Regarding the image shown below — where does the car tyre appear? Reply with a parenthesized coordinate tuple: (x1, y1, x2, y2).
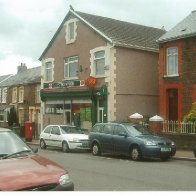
(92, 143, 101, 156)
(130, 146, 142, 161)
(40, 139, 46, 149)
(62, 141, 70, 153)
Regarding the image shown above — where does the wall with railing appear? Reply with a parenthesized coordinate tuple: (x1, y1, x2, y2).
(163, 120, 196, 134)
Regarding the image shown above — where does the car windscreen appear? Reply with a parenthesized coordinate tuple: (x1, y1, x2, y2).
(0, 131, 32, 157)
(60, 126, 83, 134)
(125, 124, 151, 136)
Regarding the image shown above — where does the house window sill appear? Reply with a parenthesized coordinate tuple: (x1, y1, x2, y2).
(164, 74, 179, 78)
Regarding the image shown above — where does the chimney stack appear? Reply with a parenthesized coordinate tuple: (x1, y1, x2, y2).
(17, 63, 27, 73)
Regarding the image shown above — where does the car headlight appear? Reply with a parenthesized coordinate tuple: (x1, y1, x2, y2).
(59, 174, 71, 185)
(171, 141, 175, 146)
(144, 140, 157, 146)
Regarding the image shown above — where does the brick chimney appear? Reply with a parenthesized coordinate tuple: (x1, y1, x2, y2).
(17, 63, 27, 73)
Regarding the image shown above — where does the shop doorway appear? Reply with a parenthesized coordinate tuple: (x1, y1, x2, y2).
(64, 109, 71, 124)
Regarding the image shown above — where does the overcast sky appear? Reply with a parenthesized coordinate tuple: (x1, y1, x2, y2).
(0, 0, 196, 76)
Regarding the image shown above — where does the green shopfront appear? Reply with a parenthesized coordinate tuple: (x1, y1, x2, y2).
(40, 80, 107, 132)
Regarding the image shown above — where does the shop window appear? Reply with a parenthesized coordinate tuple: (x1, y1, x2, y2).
(166, 47, 178, 76)
(80, 107, 91, 122)
(64, 56, 78, 79)
(45, 104, 64, 115)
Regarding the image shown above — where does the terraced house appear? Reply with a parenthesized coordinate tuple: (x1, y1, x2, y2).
(39, 7, 165, 131)
(158, 11, 196, 121)
(0, 64, 41, 138)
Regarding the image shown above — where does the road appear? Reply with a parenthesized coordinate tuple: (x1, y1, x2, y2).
(36, 147, 196, 191)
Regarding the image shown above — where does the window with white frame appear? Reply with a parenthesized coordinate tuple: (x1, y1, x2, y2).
(64, 56, 78, 79)
(36, 84, 41, 103)
(45, 62, 53, 82)
(166, 47, 178, 76)
(12, 87, 17, 103)
(65, 19, 78, 44)
(2, 88, 7, 103)
(94, 50, 105, 76)
(19, 86, 24, 103)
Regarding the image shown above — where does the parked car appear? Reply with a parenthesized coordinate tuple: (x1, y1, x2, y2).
(40, 125, 90, 152)
(0, 128, 74, 191)
(89, 122, 176, 161)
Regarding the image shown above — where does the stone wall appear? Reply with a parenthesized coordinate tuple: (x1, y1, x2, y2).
(159, 132, 196, 150)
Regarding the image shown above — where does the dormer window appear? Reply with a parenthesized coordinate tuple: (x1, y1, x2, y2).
(166, 47, 178, 76)
(65, 18, 78, 44)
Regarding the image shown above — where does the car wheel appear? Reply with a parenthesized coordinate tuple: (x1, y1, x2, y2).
(130, 146, 142, 161)
(92, 143, 101, 156)
(40, 139, 46, 149)
(62, 141, 70, 153)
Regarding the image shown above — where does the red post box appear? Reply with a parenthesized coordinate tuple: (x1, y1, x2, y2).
(25, 121, 34, 142)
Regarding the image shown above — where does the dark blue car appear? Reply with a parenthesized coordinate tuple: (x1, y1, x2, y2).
(89, 122, 176, 161)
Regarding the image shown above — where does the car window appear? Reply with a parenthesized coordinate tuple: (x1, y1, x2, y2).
(92, 125, 102, 133)
(51, 126, 60, 135)
(44, 126, 52, 134)
(0, 131, 32, 155)
(102, 125, 113, 135)
(114, 125, 126, 136)
(125, 124, 150, 136)
(60, 126, 82, 134)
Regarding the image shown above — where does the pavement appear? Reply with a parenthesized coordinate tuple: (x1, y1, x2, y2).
(27, 139, 196, 161)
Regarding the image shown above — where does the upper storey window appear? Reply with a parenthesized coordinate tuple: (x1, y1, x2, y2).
(65, 18, 78, 44)
(45, 61, 53, 82)
(166, 47, 178, 76)
(94, 51, 105, 76)
(64, 56, 78, 79)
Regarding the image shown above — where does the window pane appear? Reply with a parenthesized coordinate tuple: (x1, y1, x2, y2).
(69, 22, 74, 40)
(45, 62, 52, 81)
(95, 58, 105, 75)
(69, 62, 78, 77)
(64, 56, 78, 78)
(167, 47, 178, 75)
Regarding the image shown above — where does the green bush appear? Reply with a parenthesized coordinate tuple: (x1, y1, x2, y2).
(184, 103, 196, 122)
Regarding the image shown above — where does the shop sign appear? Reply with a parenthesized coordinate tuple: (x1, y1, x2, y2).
(96, 86, 107, 97)
(44, 80, 86, 89)
(86, 76, 96, 87)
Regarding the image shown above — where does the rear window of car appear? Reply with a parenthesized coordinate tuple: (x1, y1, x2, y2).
(92, 124, 102, 133)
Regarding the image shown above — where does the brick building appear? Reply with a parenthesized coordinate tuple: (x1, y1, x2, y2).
(158, 11, 196, 121)
(39, 7, 165, 131)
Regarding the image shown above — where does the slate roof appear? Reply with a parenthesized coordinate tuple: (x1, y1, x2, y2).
(39, 9, 165, 60)
(157, 11, 196, 43)
(0, 66, 41, 87)
(0, 75, 12, 84)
